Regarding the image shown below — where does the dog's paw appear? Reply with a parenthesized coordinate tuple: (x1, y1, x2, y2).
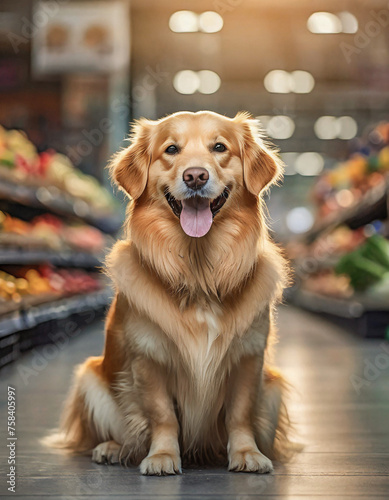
(140, 452, 182, 476)
(228, 449, 273, 474)
(92, 441, 121, 465)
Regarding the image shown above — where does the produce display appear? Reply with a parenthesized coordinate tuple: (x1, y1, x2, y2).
(0, 125, 116, 216)
(288, 121, 389, 337)
(0, 265, 104, 311)
(302, 271, 352, 299)
(0, 125, 116, 367)
(298, 232, 389, 298)
(312, 122, 389, 221)
(0, 211, 109, 253)
(335, 235, 389, 291)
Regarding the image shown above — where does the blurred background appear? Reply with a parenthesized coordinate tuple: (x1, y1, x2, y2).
(1, 0, 389, 367)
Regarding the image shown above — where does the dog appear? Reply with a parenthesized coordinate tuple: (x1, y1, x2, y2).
(44, 110, 293, 475)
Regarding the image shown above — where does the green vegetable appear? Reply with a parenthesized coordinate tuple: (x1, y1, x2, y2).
(368, 156, 379, 172)
(335, 250, 387, 290)
(361, 235, 389, 270)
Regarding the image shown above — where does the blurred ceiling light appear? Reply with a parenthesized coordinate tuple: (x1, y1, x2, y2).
(314, 116, 340, 140)
(307, 12, 342, 33)
(338, 11, 358, 33)
(281, 152, 299, 175)
(314, 115, 357, 140)
(173, 70, 221, 94)
(267, 116, 295, 139)
(197, 70, 221, 94)
(169, 11, 198, 32)
(290, 70, 315, 93)
(264, 70, 293, 93)
(295, 152, 324, 176)
(264, 70, 314, 94)
(286, 207, 314, 234)
(169, 10, 223, 33)
(173, 70, 200, 94)
(198, 11, 223, 33)
(338, 116, 358, 139)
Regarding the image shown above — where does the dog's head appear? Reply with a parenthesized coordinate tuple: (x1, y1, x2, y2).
(110, 111, 283, 238)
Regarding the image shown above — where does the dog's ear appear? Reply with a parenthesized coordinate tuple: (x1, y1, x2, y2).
(234, 112, 284, 196)
(109, 118, 154, 200)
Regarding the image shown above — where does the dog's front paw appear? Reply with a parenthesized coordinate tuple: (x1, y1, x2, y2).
(140, 452, 182, 476)
(92, 440, 121, 465)
(228, 449, 273, 474)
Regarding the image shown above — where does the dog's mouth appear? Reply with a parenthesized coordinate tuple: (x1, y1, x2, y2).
(164, 188, 230, 238)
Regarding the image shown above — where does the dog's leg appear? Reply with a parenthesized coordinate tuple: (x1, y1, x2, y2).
(92, 440, 121, 464)
(225, 355, 273, 473)
(134, 358, 181, 476)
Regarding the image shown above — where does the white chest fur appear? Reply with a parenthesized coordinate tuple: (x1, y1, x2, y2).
(195, 306, 221, 355)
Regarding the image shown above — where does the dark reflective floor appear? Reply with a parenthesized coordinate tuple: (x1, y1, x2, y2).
(1, 305, 389, 499)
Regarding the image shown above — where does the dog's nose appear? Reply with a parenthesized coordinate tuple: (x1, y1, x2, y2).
(183, 167, 209, 190)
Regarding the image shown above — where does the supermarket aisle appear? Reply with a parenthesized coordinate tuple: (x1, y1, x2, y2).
(1, 305, 389, 499)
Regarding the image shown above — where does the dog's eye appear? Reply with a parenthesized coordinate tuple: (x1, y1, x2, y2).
(213, 143, 227, 153)
(165, 145, 179, 155)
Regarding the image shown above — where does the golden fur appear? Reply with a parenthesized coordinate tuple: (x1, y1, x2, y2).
(43, 111, 294, 475)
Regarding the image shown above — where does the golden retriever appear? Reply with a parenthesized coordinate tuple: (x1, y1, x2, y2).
(44, 111, 292, 475)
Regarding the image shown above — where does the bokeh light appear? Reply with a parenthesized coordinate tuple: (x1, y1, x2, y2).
(281, 152, 299, 175)
(314, 116, 357, 140)
(307, 11, 358, 34)
(169, 10, 223, 33)
(286, 207, 314, 233)
(173, 70, 200, 94)
(295, 152, 324, 176)
(198, 12, 223, 33)
(169, 11, 198, 33)
(267, 116, 295, 139)
(197, 70, 221, 94)
(338, 11, 358, 33)
(264, 70, 314, 94)
(338, 116, 358, 139)
(173, 70, 221, 94)
(307, 12, 342, 34)
(291, 70, 315, 93)
(314, 116, 340, 140)
(336, 189, 355, 208)
(264, 70, 293, 93)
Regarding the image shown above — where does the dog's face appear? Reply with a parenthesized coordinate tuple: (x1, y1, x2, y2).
(111, 111, 282, 238)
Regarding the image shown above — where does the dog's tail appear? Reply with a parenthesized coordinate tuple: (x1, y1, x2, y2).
(254, 366, 302, 462)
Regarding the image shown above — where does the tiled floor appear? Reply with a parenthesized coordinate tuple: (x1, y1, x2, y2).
(1, 305, 389, 499)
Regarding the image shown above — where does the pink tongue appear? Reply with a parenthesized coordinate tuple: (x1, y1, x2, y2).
(180, 197, 213, 238)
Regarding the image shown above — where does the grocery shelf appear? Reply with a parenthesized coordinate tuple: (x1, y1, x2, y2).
(304, 179, 389, 243)
(294, 255, 340, 275)
(0, 174, 122, 234)
(0, 287, 112, 338)
(0, 246, 102, 267)
(289, 288, 389, 338)
(0, 288, 112, 368)
(0, 287, 113, 368)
